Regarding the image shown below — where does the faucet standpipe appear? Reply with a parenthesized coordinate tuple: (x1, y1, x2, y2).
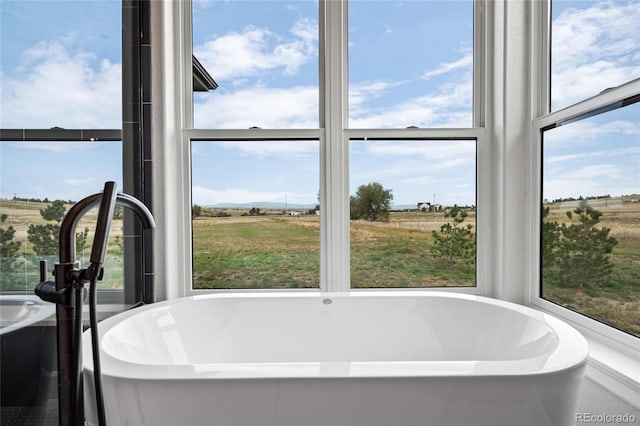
(33, 181, 155, 426)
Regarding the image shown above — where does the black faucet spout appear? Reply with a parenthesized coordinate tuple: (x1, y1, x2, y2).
(58, 184, 155, 266)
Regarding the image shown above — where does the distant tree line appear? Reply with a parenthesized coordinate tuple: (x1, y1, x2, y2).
(192, 205, 232, 218)
(545, 194, 613, 204)
(11, 196, 76, 204)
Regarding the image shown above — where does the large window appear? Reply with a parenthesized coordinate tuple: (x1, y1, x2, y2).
(191, 140, 320, 289)
(350, 138, 476, 288)
(0, 1, 125, 297)
(540, 98, 640, 337)
(536, 0, 639, 340)
(190, 0, 320, 290)
(187, 0, 483, 292)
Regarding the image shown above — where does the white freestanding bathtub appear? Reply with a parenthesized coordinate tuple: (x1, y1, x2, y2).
(83, 292, 588, 426)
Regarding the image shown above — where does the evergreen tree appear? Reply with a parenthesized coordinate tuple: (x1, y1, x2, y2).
(76, 227, 90, 263)
(0, 214, 21, 259)
(555, 200, 618, 288)
(431, 205, 475, 265)
(28, 223, 59, 255)
(541, 206, 561, 284)
(40, 200, 66, 223)
(27, 200, 67, 256)
(1, 213, 22, 285)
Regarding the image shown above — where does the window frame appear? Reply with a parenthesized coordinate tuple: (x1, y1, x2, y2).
(527, 0, 640, 400)
(346, 128, 488, 294)
(186, 129, 324, 293)
(530, 78, 640, 346)
(179, 0, 488, 296)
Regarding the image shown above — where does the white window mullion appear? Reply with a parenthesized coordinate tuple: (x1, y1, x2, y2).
(320, 0, 350, 292)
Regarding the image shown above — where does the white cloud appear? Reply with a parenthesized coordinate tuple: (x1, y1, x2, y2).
(349, 80, 409, 112)
(194, 85, 318, 128)
(194, 26, 472, 129)
(193, 18, 317, 82)
(350, 80, 404, 100)
(423, 53, 473, 80)
(1, 39, 121, 128)
(551, 1, 640, 109)
(349, 79, 473, 128)
(348, 49, 473, 128)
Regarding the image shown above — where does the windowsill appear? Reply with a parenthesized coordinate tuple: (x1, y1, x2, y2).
(530, 301, 640, 409)
(583, 334, 640, 410)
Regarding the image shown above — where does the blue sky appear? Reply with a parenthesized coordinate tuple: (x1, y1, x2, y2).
(1, 0, 638, 206)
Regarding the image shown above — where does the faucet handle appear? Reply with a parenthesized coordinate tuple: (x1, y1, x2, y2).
(35, 260, 70, 305)
(39, 259, 48, 282)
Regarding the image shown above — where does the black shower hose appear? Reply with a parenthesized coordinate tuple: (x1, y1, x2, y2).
(89, 277, 107, 426)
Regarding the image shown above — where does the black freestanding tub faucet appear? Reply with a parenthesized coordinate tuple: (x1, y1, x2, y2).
(35, 181, 155, 426)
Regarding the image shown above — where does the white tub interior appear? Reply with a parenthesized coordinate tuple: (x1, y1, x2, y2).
(102, 293, 560, 366)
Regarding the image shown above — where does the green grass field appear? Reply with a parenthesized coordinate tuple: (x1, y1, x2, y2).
(193, 216, 320, 289)
(192, 212, 475, 289)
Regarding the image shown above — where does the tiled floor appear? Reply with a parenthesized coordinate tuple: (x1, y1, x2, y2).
(0, 401, 58, 426)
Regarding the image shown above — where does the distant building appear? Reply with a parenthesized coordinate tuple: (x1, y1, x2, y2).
(417, 202, 442, 212)
(417, 202, 431, 211)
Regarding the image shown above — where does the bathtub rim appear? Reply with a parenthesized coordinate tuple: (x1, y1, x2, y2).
(83, 291, 589, 380)
(0, 294, 56, 336)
